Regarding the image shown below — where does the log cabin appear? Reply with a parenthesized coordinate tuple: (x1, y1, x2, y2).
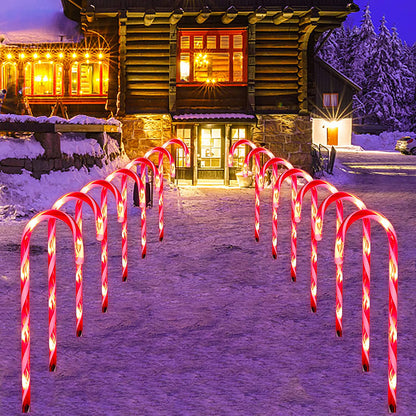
(1, 1, 359, 184)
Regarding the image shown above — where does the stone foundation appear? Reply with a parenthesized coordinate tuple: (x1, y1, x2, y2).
(120, 114, 172, 159)
(252, 114, 312, 172)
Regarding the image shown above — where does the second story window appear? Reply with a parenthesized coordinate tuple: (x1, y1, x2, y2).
(24, 62, 63, 96)
(71, 61, 109, 95)
(178, 30, 247, 85)
(323, 93, 338, 107)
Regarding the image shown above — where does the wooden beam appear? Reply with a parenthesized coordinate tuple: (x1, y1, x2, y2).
(248, 6, 267, 25)
(196, 6, 211, 24)
(222, 6, 238, 25)
(144, 9, 156, 27)
(169, 8, 184, 25)
(272, 6, 293, 26)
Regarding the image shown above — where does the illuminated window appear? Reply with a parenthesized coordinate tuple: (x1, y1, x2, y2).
(33, 62, 53, 95)
(176, 127, 192, 167)
(71, 61, 109, 95)
(323, 93, 338, 107)
(178, 30, 247, 84)
(200, 128, 222, 168)
(24, 63, 32, 95)
(231, 127, 247, 168)
(0, 63, 17, 93)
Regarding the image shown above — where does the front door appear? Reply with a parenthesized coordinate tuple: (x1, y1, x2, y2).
(198, 126, 224, 180)
(327, 127, 338, 146)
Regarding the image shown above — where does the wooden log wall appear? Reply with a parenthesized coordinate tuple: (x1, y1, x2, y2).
(124, 16, 170, 113)
(254, 20, 301, 113)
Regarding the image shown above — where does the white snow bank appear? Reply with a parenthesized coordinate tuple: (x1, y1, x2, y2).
(352, 131, 416, 151)
(60, 134, 103, 157)
(0, 113, 121, 126)
(0, 135, 44, 159)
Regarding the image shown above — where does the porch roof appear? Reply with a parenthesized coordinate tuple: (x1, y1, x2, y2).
(172, 113, 256, 123)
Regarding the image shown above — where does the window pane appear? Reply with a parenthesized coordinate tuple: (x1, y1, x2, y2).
(181, 36, 190, 49)
(180, 53, 190, 82)
(71, 64, 78, 94)
(80, 63, 101, 94)
(56, 64, 63, 95)
(194, 36, 203, 49)
(212, 129, 221, 139)
(233, 52, 243, 82)
(194, 53, 209, 82)
(2, 63, 16, 93)
(102, 63, 109, 94)
(331, 94, 338, 107)
(34, 62, 53, 95)
(24, 63, 32, 95)
(233, 35, 243, 49)
(211, 53, 229, 82)
(220, 36, 229, 49)
(207, 36, 216, 49)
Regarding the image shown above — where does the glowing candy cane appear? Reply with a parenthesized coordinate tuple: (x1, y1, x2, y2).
(294, 180, 338, 312)
(315, 191, 367, 338)
(259, 157, 294, 258)
(162, 137, 191, 168)
(228, 138, 257, 168)
(81, 180, 125, 312)
(272, 169, 313, 279)
(145, 146, 175, 241)
(21, 209, 83, 413)
(52, 192, 104, 337)
(243, 147, 275, 242)
(334, 209, 398, 413)
(107, 169, 146, 262)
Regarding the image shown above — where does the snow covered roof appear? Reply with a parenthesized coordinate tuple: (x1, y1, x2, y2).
(172, 113, 256, 122)
(1, 0, 82, 45)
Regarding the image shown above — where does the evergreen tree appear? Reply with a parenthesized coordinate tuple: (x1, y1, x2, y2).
(364, 17, 399, 128)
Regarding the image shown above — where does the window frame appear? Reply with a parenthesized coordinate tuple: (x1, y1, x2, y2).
(177, 29, 247, 86)
(70, 61, 109, 96)
(0, 62, 18, 95)
(24, 61, 63, 96)
(323, 93, 339, 108)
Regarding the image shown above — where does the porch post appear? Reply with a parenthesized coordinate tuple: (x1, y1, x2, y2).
(224, 124, 231, 186)
(192, 124, 199, 186)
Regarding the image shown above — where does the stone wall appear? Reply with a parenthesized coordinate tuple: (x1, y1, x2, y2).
(252, 114, 312, 172)
(120, 114, 172, 159)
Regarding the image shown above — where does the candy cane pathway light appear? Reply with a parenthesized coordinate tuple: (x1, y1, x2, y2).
(52, 192, 104, 337)
(259, 157, 294, 257)
(272, 169, 313, 280)
(107, 169, 146, 270)
(21, 210, 83, 413)
(144, 146, 175, 241)
(334, 209, 398, 413)
(315, 191, 367, 338)
(243, 147, 275, 242)
(228, 138, 257, 168)
(294, 180, 338, 312)
(162, 137, 191, 168)
(81, 180, 125, 312)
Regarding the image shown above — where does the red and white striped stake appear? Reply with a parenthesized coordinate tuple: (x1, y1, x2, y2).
(259, 157, 294, 258)
(272, 169, 312, 278)
(228, 139, 257, 169)
(294, 180, 338, 312)
(125, 157, 161, 254)
(144, 146, 175, 241)
(81, 180, 125, 312)
(107, 169, 146, 261)
(334, 209, 398, 413)
(243, 147, 275, 242)
(315, 191, 367, 337)
(162, 138, 191, 168)
(21, 210, 84, 413)
(52, 192, 104, 336)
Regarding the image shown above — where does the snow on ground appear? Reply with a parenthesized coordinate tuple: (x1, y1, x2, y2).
(352, 131, 416, 151)
(0, 130, 415, 415)
(0, 135, 44, 159)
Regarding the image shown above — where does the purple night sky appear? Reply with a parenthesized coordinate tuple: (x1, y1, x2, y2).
(347, 0, 416, 45)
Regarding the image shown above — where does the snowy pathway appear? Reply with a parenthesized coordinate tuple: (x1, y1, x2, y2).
(1, 173, 415, 415)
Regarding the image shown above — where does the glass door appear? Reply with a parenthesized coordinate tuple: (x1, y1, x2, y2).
(198, 126, 224, 179)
